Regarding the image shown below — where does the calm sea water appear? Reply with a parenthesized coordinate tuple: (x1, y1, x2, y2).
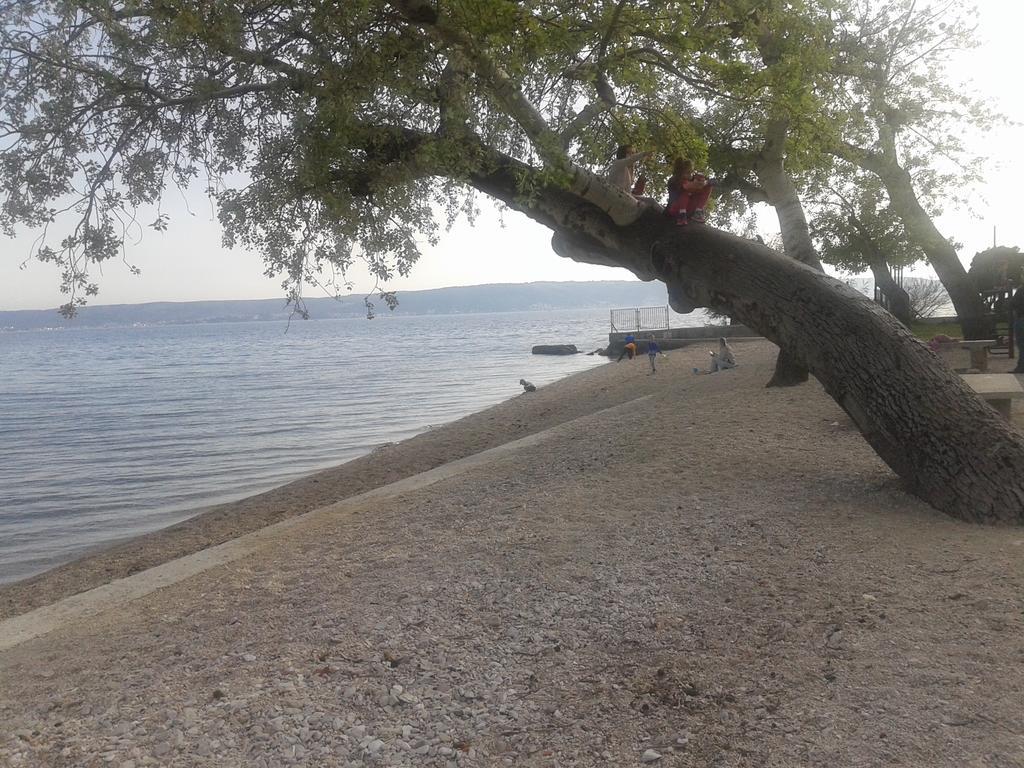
(0, 308, 704, 584)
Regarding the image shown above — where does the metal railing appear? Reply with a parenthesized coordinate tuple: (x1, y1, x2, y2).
(610, 306, 670, 333)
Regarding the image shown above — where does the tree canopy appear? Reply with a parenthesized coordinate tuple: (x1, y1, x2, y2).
(968, 246, 1024, 293)
(1, 1, 998, 315)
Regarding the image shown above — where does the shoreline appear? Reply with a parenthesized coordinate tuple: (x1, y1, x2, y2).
(0, 351, 638, 620)
(1, 307, 620, 595)
(0, 427, 440, 588)
(6, 333, 1018, 612)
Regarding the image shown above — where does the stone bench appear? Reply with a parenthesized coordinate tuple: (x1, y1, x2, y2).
(936, 339, 997, 372)
(958, 340, 998, 372)
(960, 373, 1024, 420)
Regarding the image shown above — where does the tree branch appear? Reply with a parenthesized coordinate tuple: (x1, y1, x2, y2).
(392, 0, 572, 172)
(557, 100, 609, 148)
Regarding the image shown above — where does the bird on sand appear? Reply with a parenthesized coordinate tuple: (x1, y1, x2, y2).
(519, 378, 537, 392)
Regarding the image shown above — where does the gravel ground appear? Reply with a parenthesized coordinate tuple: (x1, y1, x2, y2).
(2, 341, 1023, 767)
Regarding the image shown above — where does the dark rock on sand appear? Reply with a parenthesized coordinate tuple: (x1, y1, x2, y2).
(531, 344, 579, 355)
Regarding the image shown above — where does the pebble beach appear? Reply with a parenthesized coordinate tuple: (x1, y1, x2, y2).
(1, 339, 1022, 767)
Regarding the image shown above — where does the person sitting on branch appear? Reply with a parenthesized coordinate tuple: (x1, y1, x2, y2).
(666, 158, 715, 226)
(606, 145, 653, 197)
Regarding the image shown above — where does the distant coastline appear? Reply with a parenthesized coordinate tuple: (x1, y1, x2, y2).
(0, 280, 680, 332)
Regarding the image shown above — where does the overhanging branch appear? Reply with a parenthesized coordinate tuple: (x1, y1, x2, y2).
(392, 0, 572, 173)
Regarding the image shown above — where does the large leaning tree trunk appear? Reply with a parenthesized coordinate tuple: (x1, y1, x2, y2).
(465, 152, 1024, 524)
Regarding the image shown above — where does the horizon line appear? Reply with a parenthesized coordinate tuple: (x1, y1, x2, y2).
(0, 278, 662, 314)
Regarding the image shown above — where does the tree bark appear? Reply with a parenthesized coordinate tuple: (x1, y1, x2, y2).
(764, 348, 811, 387)
(845, 214, 914, 326)
(756, 166, 823, 271)
(469, 156, 1024, 524)
(882, 165, 988, 337)
(754, 120, 823, 387)
(867, 258, 913, 326)
(650, 225, 1024, 524)
(839, 140, 989, 338)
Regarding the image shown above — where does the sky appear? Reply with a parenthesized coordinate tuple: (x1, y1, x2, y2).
(1, 1, 1022, 312)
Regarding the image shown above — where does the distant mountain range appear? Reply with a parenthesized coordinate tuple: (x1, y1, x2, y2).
(1, 280, 676, 331)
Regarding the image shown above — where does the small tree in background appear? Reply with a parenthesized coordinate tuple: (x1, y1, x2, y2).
(808, 167, 919, 325)
(903, 278, 951, 319)
(827, 0, 997, 337)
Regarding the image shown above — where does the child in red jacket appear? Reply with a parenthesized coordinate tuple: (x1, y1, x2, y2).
(666, 158, 715, 225)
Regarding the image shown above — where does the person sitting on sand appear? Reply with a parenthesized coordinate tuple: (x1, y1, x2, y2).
(665, 158, 715, 226)
(709, 337, 737, 373)
(519, 378, 537, 392)
(607, 145, 653, 196)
